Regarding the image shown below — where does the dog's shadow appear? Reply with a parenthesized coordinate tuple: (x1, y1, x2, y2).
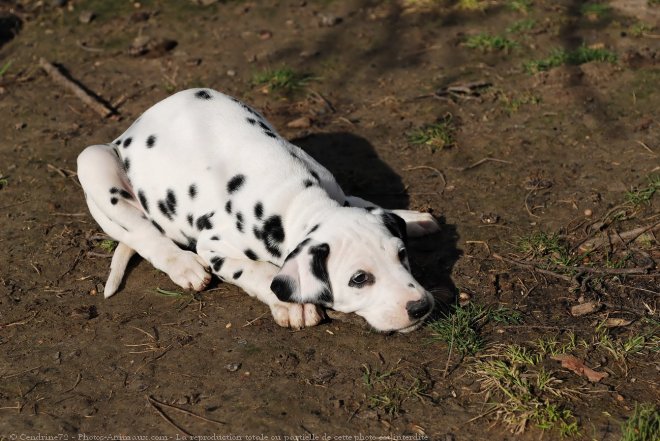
(292, 132, 461, 312)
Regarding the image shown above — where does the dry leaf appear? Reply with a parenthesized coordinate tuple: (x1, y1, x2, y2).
(570, 301, 601, 317)
(604, 318, 633, 328)
(552, 354, 609, 383)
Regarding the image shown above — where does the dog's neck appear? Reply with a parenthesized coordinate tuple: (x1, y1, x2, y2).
(283, 186, 340, 253)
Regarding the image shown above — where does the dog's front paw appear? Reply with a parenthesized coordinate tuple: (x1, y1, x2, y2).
(269, 303, 322, 329)
(162, 251, 211, 291)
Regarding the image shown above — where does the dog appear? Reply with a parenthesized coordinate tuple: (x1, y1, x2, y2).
(77, 89, 440, 332)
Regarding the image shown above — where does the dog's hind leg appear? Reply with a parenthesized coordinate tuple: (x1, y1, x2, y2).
(78, 144, 211, 296)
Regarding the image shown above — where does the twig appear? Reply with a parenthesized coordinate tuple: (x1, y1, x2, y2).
(243, 312, 269, 327)
(76, 40, 105, 53)
(403, 165, 447, 187)
(1, 366, 41, 380)
(636, 140, 656, 156)
(39, 58, 116, 118)
(492, 254, 573, 282)
(454, 157, 512, 172)
(146, 396, 192, 436)
(62, 372, 82, 394)
(148, 395, 226, 425)
(580, 221, 660, 251)
(0, 312, 38, 329)
(524, 188, 540, 218)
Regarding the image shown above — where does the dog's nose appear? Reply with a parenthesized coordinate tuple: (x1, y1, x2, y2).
(406, 296, 432, 320)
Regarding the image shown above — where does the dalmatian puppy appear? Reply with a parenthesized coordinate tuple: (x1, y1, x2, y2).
(77, 89, 440, 332)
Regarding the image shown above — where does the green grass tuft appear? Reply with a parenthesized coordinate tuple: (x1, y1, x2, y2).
(99, 239, 118, 253)
(0, 60, 12, 78)
(524, 45, 617, 73)
(252, 67, 312, 94)
(507, 0, 533, 14)
(427, 303, 489, 355)
(507, 18, 536, 33)
(408, 116, 455, 151)
(625, 175, 660, 206)
(621, 404, 659, 441)
(465, 33, 517, 52)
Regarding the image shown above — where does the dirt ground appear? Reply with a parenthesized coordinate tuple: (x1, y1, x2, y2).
(0, 0, 658, 439)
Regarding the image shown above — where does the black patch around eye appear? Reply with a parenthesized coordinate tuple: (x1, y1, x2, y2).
(186, 214, 193, 226)
(188, 184, 197, 199)
(348, 271, 375, 288)
(381, 212, 407, 243)
(232, 270, 243, 280)
(110, 197, 118, 205)
(196, 212, 215, 231)
(151, 220, 165, 234)
(227, 174, 245, 193)
(138, 190, 149, 213)
(195, 89, 212, 100)
(123, 158, 130, 171)
(210, 256, 224, 272)
(225, 200, 232, 214)
(254, 202, 263, 220)
(146, 135, 156, 148)
(123, 137, 132, 148)
(246, 117, 256, 125)
(244, 249, 258, 261)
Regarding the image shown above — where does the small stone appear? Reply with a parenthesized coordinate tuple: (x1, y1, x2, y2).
(258, 30, 272, 40)
(319, 14, 342, 27)
(584, 208, 593, 217)
(225, 322, 232, 328)
(79, 11, 96, 24)
(226, 363, 241, 372)
(226, 69, 236, 77)
(458, 292, 471, 306)
(299, 50, 320, 59)
(15, 122, 26, 130)
(287, 116, 312, 129)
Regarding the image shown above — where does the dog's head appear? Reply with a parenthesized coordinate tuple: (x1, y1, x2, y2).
(270, 208, 434, 332)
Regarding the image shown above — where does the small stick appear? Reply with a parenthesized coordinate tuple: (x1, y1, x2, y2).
(62, 372, 82, 394)
(0, 312, 38, 329)
(636, 140, 656, 156)
(580, 221, 660, 251)
(243, 311, 269, 327)
(455, 157, 512, 172)
(403, 165, 447, 187)
(39, 58, 116, 118)
(493, 254, 573, 282)
(146, 396, 193, 436)
(148, 395, 226, 425)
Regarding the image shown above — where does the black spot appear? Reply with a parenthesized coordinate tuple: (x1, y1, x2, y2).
(258, 121, 270, 131)
(225, 200, 232, 214)
(166, 189, 177, 213)
(195, 89, 212, 100)
(303, 180, 314, 188)
(123, 158, 130, 171)
(186, 214, 193, 226)
(151, 220, 165, 234)
(210, 256, 224, 272)
(236, 212, 244, 232)
(123, 137, 132, 148)
(119, 189, 133, 199)
(284, 238, 311, 262)
(407, 283, 414, 288)
(146, 135, 156, 148)
(158, 201, 172, 220)
(365, 206, 376, 212)
(381, 212, 407, 243)
(254, 202, 263, 220)
(270, 275, 296, 302)
(244, 249, 258, 261)
(188, 184, 197, 199)
(343, 200, 351, 207)
(309, 243, 330, 282)
(109, 187, 119, 194)
(246, 117, 256, 125)
(138, 190, 149, 213)
(211, 235, 220, 240)
(253, 226, 262, 240)
(258, 215, 285, 257)
(114, 139, 121, 145)
(308, 224, 319, 234)
(178, 232, 197, 252)
(196, 212, 215, 231)
(232, 270, 243, 280)
(110, 197, 118, 205)
(227, 174, 245, 193)
(265, 131, 277, 138)
(310, 171, 320, 182)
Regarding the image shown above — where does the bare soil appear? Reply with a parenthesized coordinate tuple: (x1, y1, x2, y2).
(0, 1, 658, 440)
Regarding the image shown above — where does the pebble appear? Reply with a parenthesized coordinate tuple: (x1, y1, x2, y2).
(79, 11, 96, 24)
(318, 14, 342, 27)
(258, 30, 272, 40)
(226, 69, 236, 77)
(226, 363, 241, 372)
(584, 208, 593, 217)
(287, 116, 312, 129)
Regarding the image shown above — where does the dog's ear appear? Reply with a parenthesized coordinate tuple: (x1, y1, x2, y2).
(377, 210, 408, 244)
(270, 240, 333, 306)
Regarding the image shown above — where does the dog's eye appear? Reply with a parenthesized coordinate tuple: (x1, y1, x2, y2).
(398, 247, 407, 262)
(349, 270, 374, 288)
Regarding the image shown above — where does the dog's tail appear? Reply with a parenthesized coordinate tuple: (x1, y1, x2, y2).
(104, 242, 136, 298)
